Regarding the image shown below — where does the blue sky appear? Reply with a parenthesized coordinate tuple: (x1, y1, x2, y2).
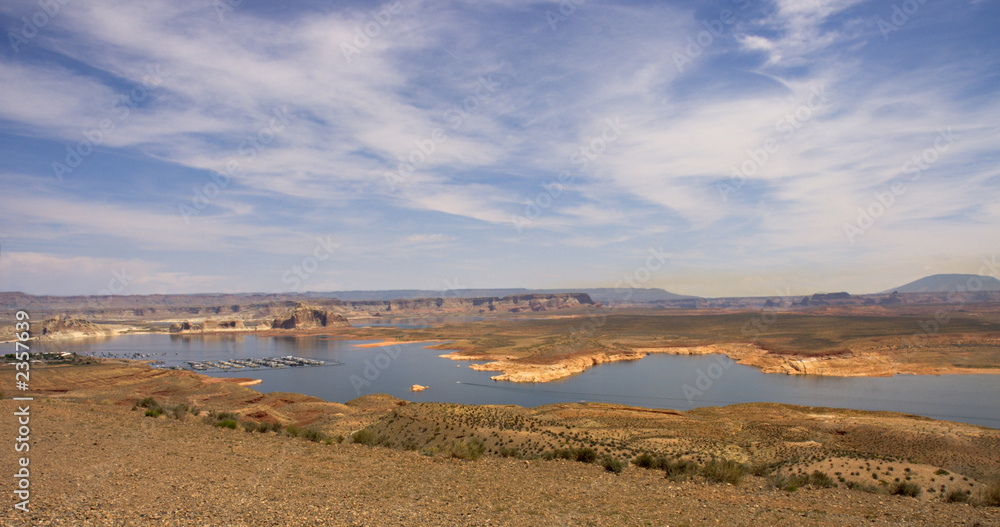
(1, 0, 998, 297)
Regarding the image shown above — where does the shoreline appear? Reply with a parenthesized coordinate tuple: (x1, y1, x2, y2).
(18, 330, 1000, 383)
(437, 343, 1000, 383)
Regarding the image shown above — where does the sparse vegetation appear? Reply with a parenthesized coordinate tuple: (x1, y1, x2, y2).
(448, 438, 485, 461)
(701, 459, 748, 485)
(977, 485, 1000, 507)
(890, 481, 921, 498)
(770, 471, 836, 492)
(945, 489, 970, 503)
(352, 429, 377, 446)
(600, 456, 624, 474)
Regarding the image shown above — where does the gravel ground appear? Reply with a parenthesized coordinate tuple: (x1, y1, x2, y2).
(2, 398, 998, 526)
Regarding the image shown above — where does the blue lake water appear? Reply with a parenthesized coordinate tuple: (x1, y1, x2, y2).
(40, 334, 1000, 429)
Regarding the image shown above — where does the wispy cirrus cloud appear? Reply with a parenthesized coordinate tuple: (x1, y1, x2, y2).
(0, 0, 997, 296)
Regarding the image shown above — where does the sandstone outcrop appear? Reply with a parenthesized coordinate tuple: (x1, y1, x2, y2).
(271, 305, 351, 329)
(37, 315, 119, 341)
(169, 319, 248, 333)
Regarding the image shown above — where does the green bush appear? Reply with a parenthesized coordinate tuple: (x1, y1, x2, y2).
(168, 404, 188, 420)
(890, 481, 921, 498)
(770, 470, 836, 491)
(144, 408, 163, 418)
(601, 456, 624, 474)
(977, 485, 1000, 507)
(243, 422, 259, 433)
(498, 447, 520, 458)
(945, 490, 970, 503)
(286, 424, 301, 438)
(448, 438, 486, 461)
(934, 468, 950, 476)
(807, 470, 835, 488)
(845, 480, 880, 493)
(301, 428, 325, 443)
(136, 397, 160, 409)
(632, 453, 655, 469)
(701, 459, 748, 485)
(750, 462, 775, 477)
(215, 419, 237, 429)
(351, 429, 376, 445)
(662, 459, 699, 480)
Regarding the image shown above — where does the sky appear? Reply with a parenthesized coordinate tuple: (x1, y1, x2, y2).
(0, 0, 998, 298)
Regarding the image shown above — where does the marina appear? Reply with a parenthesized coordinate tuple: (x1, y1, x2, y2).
(161, 355, 342, 372)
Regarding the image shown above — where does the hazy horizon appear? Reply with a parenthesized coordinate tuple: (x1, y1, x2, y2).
(2, 0, 998, 298)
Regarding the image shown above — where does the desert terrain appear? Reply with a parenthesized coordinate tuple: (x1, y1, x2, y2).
(1, 359, 998, 526)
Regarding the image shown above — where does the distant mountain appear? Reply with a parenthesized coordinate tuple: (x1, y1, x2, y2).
(304, 288, 695, 304)
(880, 274, 1000, 294)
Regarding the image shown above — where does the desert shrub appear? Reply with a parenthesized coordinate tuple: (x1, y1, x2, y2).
(845, 480, 880, 493)
(976, 486, 1000, 507)
(448, 438, 486, 461)
(601, 456, 624, 474)
(769, 473, 803, 492)
(498, 447, 520, 458)
(574, 448, 597, 463)
(702, 459, 748, 485)
(633, 453, 655, 469)
(136, 397, 160, 409)
(945, 490, 970, 503)
(215, 419, 237, 429)
(334, 434, 344, 444)
(662, 459, 699, 480)
(351, 429, 376, 445)
(144, 408, 163, 418)
(890, 481, 921, 498)
(243, 422, 259, 433)
(750, 462, 775, 477)
(301, 428, 325, 443)
(168, 404, 188, 420)
(934, 468, 950, 476)
(808, 470, 836, 488)
(286, 425, 301, 438)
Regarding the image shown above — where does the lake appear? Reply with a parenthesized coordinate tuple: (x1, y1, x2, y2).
(39, 333, 1000, 428)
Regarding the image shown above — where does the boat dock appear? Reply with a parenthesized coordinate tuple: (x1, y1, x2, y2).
(182, 355, 344, 372)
